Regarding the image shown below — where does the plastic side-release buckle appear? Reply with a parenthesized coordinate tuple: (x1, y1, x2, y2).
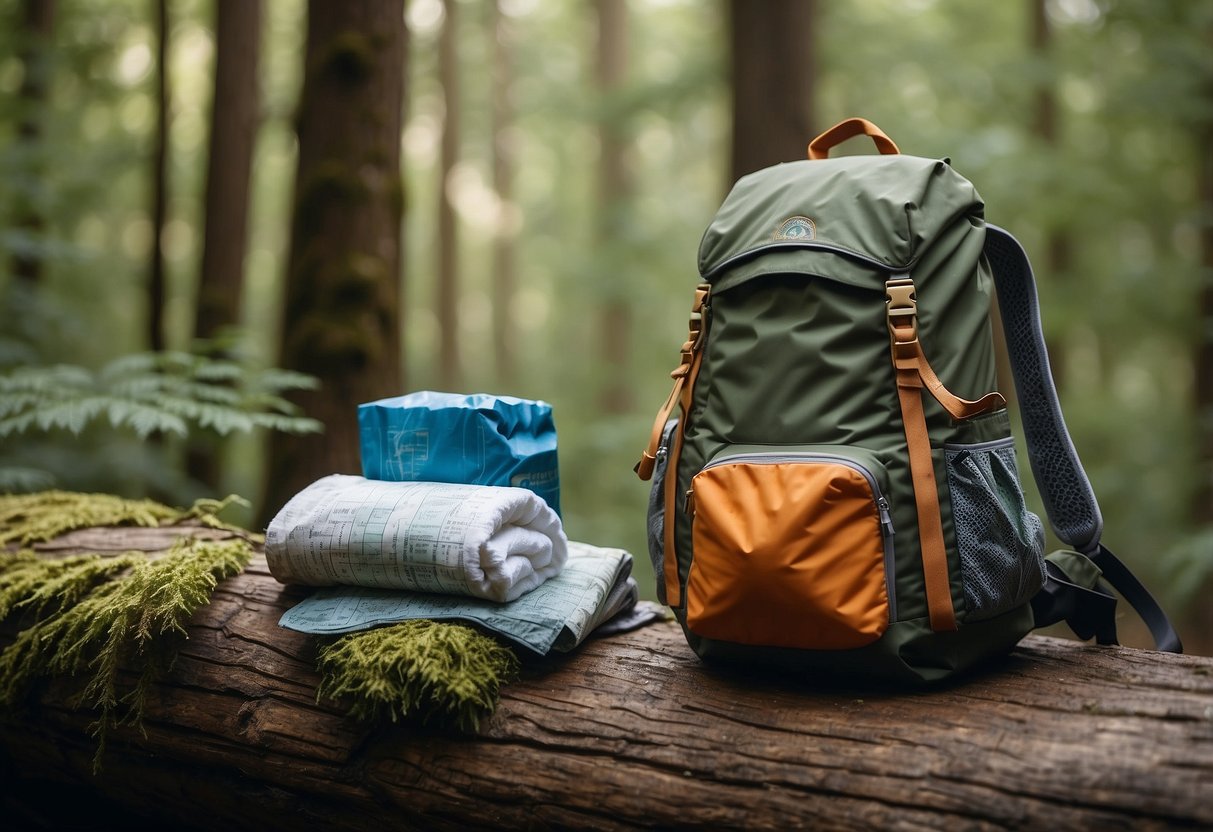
(885, 276, 918, 342)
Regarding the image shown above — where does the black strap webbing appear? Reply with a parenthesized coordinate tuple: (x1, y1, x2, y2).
(984, 225, 1182, 653)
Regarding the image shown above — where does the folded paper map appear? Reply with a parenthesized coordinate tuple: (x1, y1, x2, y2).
(265, 475, 567, 603)
(278, 541, 641, 655)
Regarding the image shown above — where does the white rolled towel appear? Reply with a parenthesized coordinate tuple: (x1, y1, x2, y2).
(265, 474, 567, 603)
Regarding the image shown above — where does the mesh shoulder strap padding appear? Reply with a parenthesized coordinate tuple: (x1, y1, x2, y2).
(983, 225, 1103, 553)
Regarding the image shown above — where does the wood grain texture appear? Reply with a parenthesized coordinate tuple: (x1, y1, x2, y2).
(2, 526, 1211, 830)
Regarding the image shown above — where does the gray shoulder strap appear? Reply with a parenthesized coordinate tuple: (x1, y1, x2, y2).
(983, 225, 1103, 553)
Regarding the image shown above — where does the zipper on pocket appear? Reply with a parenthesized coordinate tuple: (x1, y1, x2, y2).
(691, 448, 898, 622)
(685, 445, 898, 649)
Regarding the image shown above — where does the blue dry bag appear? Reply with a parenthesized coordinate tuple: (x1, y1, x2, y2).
(358, 391, 561, 515)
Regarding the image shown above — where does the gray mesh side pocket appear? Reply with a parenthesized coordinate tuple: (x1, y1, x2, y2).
(945, 438, 1046, 622)
(647, 419, 679, 606)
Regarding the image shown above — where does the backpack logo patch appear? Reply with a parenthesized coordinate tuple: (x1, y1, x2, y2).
(773, 215, 816, 241)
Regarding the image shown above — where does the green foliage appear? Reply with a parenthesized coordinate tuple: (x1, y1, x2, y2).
(0, 535, 253, 770)
(0, 351, 320, 440)
(315, 619, 520, 731)
(0, 351, 321, 493)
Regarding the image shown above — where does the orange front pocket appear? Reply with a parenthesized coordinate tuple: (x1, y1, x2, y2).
(685, 447, 894, 650)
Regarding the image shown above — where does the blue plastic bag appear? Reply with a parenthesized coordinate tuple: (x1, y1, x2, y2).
(358, 391, 561, 515)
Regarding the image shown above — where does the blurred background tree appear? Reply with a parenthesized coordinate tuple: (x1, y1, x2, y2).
(0, 0, 1208, 652)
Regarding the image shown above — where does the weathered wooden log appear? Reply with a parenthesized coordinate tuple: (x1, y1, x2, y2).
(2, 524, 1211, 830)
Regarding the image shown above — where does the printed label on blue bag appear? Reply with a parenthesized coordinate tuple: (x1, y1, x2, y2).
(386, 428, 430, 480)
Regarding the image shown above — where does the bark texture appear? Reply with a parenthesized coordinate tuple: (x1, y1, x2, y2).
(728, 0, 816, 183)
(194, 0, 263, 344)
(2, 526, 1212, 831)
(261, 0, 406, 523)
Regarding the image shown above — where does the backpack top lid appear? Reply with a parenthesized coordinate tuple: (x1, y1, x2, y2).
(698, 154, 985, 292)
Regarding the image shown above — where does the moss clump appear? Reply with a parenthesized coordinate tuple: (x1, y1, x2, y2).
(0, 490, 250, 547)
(0, 549, 144, 620)
(316, 620, 520, 731)
(0, 491, 181, 546)
(0, 536, 254, 769)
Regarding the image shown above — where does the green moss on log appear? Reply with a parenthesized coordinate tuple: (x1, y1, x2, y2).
(0, 490, 248, 547)
(0, 537, 253, 769)
(0, 490, 255, 769)
(316, 620, 520, 732)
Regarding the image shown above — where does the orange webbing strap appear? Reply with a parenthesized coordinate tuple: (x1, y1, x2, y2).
(808, 117, 901, 161)
(886, 277, 958, 632)
(662, 344, 704, 607)
(893, 362, 957, 631)
(635, 284, 710, 481)
(635, 283, 711, 605)
(910, 341, 1006, 420)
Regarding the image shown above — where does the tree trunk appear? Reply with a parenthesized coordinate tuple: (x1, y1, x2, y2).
(595, 0, 633, 414)
(436, 0, 461, 391)
(490, 0, 516, 387)
(1, 524, 1211, 830)
(728, 0, 816, 184)
(148, 0, 170, 353)
(193, 0, 263, 346)
(188, 0, 264, 492)
(260, 0, 406, 524)
(10, 0, 56, 286)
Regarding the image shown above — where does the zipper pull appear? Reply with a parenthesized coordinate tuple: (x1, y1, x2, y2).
(877, 497, 895, 537)
(684, 489, 695, 515)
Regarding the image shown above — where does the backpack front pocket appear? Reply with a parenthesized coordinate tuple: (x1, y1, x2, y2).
(685, 446, 894, 650)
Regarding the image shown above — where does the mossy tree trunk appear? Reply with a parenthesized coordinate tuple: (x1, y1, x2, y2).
(188, 0, 264, 493)
(728, 0, 816, 184)
(261, 0, 406, 523)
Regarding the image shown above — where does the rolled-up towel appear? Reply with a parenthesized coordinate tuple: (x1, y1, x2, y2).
(265, 474, 567, 603)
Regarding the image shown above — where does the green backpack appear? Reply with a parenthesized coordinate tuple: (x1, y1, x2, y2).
(636, 118, 1181, 682)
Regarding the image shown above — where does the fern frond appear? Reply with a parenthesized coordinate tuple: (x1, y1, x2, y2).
(250, 413, 324, 434)
(0, 352, 321, 455)
(0, 410, 39, 438)
(0, 364, 93, 393)
(0, 391, 41, 418)
(31, 396, 109, 435)
(190, 359, 243, 383)
(253, 368, 322, 392)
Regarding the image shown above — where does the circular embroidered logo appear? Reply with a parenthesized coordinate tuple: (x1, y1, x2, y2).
(773, 215, 816, 241)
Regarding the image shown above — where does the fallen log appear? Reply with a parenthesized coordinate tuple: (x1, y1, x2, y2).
(2, 524, 1211, 830)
